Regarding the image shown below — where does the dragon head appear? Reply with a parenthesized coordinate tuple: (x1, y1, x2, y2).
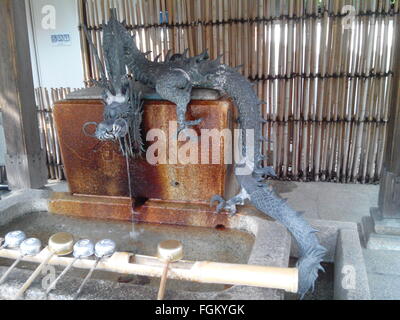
(82, 8, 144, 157)
(92, 91, 130, 141)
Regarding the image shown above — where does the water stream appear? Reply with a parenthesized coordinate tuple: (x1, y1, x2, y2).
(120, 137, 143, 240)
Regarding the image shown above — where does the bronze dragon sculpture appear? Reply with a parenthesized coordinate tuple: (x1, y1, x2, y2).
(85, 9, 326, 298)
(82, 14, 144, 157)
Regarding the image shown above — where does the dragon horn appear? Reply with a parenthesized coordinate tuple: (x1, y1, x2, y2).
(193, 49, 209, 62)
(154, 53, 161, 62)
(165, 49, 173, 61)
(215, 54, 224, 63)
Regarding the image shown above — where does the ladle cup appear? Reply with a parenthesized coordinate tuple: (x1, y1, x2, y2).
(156, 240, 183, 300)
(0, 231, 26, 249)
(46, 239, 95, 296)
(0, 238, 41, 284)
(13, 232, 74, 300)
(73, 239, 116, 300)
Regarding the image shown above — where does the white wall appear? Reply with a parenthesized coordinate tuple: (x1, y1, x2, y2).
(26, 0, 84, 89)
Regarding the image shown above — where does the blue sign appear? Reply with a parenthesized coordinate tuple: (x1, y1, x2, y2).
(51, 34, 71, 46)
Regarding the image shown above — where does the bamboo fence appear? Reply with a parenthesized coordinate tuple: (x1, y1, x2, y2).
(36, 0, 399, 184)
(34, 87, 79, 181)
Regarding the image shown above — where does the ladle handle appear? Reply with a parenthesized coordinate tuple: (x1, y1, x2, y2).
(0, 255, 23, 284)
(46, 256, 78, 296)
(14, 252, 54, 300)
(73, 257, 100, 300)
(157, 261, 170, 300)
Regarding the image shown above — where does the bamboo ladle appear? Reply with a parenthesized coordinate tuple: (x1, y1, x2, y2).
(46, 239, 95, 296)
(73, 239, 116, 300)
(156, 240, 183, 300)
(0, 231, 26, 249)
(13, 232, 74, 300)
(0, 237, 41, 285)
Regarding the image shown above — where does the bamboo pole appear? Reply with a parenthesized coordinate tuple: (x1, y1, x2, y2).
(78, 0, 91, 85)
(185, 0, 194, 57)
(243, 0, 249, 78)
(223, 0, 230, 66)
(341, 3, 358, 182)
(315, 10, 329, 181)
(352, 1, 376, 182)
(0, 248, 299, 294)
(50, 89, 63, 180)
(35, 89, 52, 179)
(195, 0, 202, 54)
(43, 88, 57, 180)
(212, 0, 218, 59)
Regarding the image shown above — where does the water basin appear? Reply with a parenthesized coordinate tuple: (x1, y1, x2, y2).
(0, 211, 254, 293)
(0, 190, 292, 300)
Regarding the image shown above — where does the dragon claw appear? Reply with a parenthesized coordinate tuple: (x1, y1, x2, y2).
(225, 203, 238, 216)
(254, 166, 277, 178)
(210, 195, 240, 216)
(210, 195, 226, 213)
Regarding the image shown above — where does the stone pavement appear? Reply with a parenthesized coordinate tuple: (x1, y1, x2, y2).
(272, 180, 400, 300)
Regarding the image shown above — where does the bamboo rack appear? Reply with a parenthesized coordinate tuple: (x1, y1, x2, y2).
(0, 246, 299, 294)
(36, 0, 398, 184)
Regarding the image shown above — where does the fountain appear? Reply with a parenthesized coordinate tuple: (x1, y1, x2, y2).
(0, 9, 371, 300)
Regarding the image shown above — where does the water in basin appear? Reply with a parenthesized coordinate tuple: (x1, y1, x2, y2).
(0, 211, 255, 293)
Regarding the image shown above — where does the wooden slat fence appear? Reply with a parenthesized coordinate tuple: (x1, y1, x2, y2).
(34, 87, 79, 180)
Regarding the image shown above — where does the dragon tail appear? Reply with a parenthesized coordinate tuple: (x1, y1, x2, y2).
(249, 183, 327, 298)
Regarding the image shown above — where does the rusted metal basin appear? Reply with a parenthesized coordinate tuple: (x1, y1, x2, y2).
(53, 100, 130, 197)
(53, 98, 239, 203)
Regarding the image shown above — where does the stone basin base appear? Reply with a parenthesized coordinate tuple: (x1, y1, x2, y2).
(47, 192, 263, 229)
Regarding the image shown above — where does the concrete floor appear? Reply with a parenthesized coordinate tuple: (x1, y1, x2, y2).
(270, 180, 400, 300)
(7, 179, 400, 300)
(269, 180, 379, 224)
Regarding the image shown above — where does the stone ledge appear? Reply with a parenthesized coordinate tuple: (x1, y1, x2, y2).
(361, 210, 400, 251)
(371, 207, 400, 236)
(334, 229, 371, 300)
